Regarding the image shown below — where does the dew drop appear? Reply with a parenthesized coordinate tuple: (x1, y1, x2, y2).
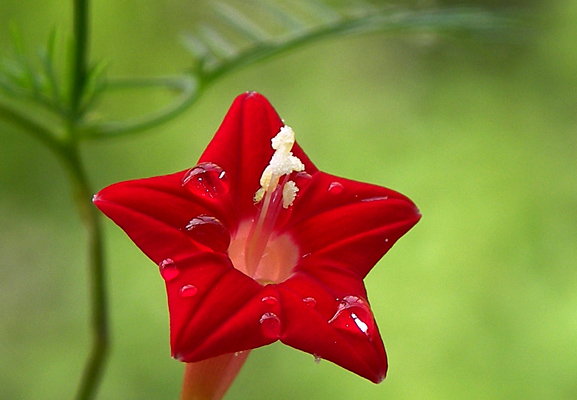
(361, 196, 389, 202)
(259, 312, 281, 337)
(328, 181, 344, 194)
(302, 297, 317, 307)
(313, 354, 322, 364)
(185, 214, 230, 253)
(159, 258, 178, 281)
(261, 296, 278, 305)
(181, 162, 228, 198)
(179, 284, 198, 297)
(350, 312, 369, 334)
(328, 295, 374, 338)
(294, 171, 312, 188)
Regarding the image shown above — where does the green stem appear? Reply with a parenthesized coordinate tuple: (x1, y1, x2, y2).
(0, 103, 109, 400)
(64, 143, 109, 400)
(79, 75, 202, 139)
(70, 0, 89, 120)
(68, 0, 110, 398)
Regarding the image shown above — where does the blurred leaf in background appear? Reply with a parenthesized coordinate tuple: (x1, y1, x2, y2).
(1, 0, 576, 399)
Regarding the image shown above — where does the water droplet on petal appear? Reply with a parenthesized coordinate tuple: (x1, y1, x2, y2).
(159, 258, 178, 281)
(350, 312, 369, 335)
(361, 196, 389, 202)
(261, 296, 278, 305)
(185, 215, 230, 253)
(181, 162, 228, 198)
(179, 284, 198, 297)
(328, 181, 344, 194)
(294, 171, 312, 188)
(313, 354, 322, 364)
(259, 312, 281, 337)
(328, 295, 374, 339)
(302, 297, 317, 307)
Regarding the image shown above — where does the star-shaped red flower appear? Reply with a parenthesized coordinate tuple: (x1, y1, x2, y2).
(93, 92, 420, 383)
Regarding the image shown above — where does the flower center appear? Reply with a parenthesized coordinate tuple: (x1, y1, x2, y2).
(228, 222, 299, 284)
(228, 125, 304, 284)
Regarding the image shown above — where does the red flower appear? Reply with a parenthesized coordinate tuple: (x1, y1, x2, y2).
(93, 92, 420, 383)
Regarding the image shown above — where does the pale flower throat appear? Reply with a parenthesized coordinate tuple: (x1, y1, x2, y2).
(228, 126, 304, 284)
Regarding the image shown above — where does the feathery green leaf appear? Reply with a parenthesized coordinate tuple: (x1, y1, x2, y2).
(77, 1, 521, 139)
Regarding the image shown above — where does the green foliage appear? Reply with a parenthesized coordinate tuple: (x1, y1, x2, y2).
(185, 2, 519, 79)
(0, 1, 517, 142)
(0, 27, 106, 124)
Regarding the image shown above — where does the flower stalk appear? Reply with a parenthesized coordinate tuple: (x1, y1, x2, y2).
(180, 352, 250, 400)
(70, 0, 90, 119)
(69, 0, 110, 399)
(66, 145, 109, 400)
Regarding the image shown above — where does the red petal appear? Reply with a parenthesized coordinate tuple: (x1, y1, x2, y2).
(277, 273, 387, 383)
(93, 171, 236, 264)
(93, 172, 277, 362)
(165, 253, 273, 361)
(267, 171, 419, 382)
(286, 172, 420, 278)
(198, 92, 318, 220)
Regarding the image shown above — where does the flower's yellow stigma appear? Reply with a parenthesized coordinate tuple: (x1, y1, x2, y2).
(259, 125, 305, 194)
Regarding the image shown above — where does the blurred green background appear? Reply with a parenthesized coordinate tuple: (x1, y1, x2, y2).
(1, 1, 576, 399)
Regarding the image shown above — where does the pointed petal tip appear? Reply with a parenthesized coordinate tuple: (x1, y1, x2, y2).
(412, 204, 423, 226)
(387, 195, 422, 225)
(241, 90, 264, 99)
(411, 203, 422, 220)
(232, 91, 279, 117)
(92, 190, 107, 209)
(394, 192, 422, 227)
(234, 90, 270, 106)
(374, 371, 387, 384)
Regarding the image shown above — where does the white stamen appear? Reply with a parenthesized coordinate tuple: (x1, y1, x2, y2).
(246, 126, 305, 276)
(259, 126, 305, 192)
(282, 180, 299, 209)
(253, 187, 265, 204)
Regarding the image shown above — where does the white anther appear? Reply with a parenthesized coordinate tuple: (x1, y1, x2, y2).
(282, 180, 299, 209)
(259, 125, 305, 192)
